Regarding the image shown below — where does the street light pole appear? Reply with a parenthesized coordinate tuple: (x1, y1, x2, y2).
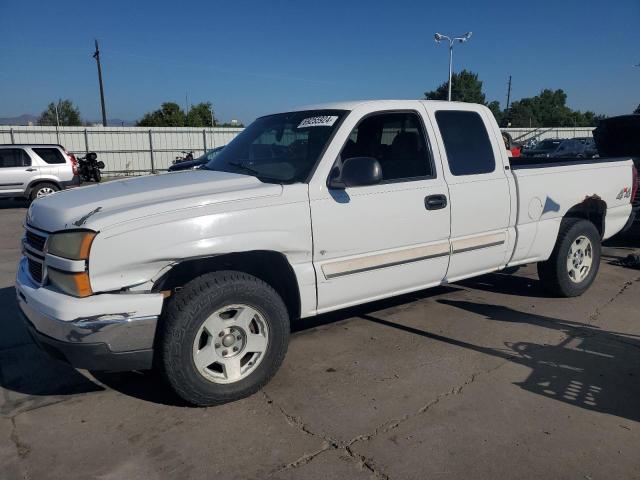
(434, 32, 473, 101)
(448, 41, 453, 101)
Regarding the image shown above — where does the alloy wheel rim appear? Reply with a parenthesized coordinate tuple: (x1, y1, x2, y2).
(566, 235, 593, 283)
(36, 187, 54, 197)
(192, 304, 269, 384)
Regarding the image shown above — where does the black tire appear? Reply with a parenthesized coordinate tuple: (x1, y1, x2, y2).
(158, 271, 289, 406)
(537, 218, 601, 297)
(93, 169, 101, 182)
(29, 182, 59, 201)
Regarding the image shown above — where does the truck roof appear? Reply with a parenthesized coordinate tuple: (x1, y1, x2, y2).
(295, 99, 476, 112)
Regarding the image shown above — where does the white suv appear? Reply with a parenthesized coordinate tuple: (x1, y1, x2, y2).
(0, 144, 80, 200)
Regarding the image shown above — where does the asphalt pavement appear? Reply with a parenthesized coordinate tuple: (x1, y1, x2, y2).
(1, 197, 639, 479)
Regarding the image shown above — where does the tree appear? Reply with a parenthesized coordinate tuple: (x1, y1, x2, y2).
(137, 102, 186, 127)
(137, 102, 220, 127)
(186, 102, 217, 127)
(424, 70, 486, 104)
(424, 70, 509, 124)
(506, 89, 602, 127)
(487, 100, 503, 126)
(634, 104, 640, 114)
(38, 99, 82, 126)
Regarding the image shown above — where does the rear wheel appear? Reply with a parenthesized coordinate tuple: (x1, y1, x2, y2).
(159, 271, 289, 406)
(537, 218, 600, 297)
(30, 182, 59, 200)
(93, 169, 101, 182)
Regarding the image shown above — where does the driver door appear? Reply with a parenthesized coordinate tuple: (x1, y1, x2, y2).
(309, 109, 451, 313)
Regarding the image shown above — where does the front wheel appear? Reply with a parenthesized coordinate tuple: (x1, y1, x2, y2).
(537, 218, 601, 297)
(159, 271, 290, 406)
(93, 169, 102, 182)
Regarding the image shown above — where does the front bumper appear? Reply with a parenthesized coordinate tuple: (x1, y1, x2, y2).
(15, 257, 164, 371)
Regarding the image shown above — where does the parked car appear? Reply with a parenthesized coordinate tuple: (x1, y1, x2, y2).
(168, 146, 225, 172)
(548, 138, 597, 159)
(521, 138, 565, 157)
(575, 137, 599, 157)
(0, 144, 80, 200)
(16, 100, 636, 406)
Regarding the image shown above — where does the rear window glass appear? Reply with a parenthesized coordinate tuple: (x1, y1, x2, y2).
(435, 111, 495, 176)
(33, 147, 66, 164)
(0, 148, 31, 168)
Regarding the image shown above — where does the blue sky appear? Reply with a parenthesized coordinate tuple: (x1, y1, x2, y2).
(1, 0, 638, 123)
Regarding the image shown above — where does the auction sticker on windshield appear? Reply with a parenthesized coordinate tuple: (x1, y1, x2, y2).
(297, 116, 338, 128)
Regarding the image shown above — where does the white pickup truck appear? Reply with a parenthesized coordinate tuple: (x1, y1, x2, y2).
(16, 100, 637, 406)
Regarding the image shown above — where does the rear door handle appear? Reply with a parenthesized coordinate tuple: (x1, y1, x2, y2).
(425, 194, 447, 210)
(25, 168, 36, 172)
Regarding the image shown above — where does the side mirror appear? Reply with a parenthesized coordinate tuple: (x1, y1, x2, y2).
(329, 157, 382, 189)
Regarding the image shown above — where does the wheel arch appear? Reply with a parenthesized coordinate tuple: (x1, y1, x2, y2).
(154, 250, 302, 320)
(563, 196, 607, 238)
(26, 178, 62, 196)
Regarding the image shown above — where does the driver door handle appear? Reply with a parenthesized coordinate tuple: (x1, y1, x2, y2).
(425, 194, 447, 210)
(25, 168, 36, 172)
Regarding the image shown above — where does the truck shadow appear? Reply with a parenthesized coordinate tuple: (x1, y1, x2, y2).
(363, 299, 640, 423)
(457, 272, 550, 298)
(0, 288, 103, 416)
(92, 285, 463, 406)
(0, 198, 29, 210)
(2, 279, 639, 420)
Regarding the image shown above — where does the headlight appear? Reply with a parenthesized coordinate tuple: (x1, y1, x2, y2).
(47, 231, 96, 260)
(48, 269, 93, 297)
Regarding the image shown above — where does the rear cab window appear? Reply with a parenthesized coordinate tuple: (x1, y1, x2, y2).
(33, 147, 66, 164)
(435, 110, 495, 176)
(0, 148, 31, 168)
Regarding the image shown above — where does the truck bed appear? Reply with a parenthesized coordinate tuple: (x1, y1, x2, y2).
(509, 156, 637, 170)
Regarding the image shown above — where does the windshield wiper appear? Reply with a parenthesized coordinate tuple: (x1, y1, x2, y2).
(227, 161, 262, 176)
(226, 161, 285, 184)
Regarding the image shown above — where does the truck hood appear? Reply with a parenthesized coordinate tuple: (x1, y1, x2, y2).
(26, 170, 282, 232)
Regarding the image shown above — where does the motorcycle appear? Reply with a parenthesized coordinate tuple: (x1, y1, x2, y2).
(173, 151, 194, 165)
(78, 152, 105, 183)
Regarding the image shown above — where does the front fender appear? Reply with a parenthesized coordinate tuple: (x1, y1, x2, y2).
(87, 186, 313, 293)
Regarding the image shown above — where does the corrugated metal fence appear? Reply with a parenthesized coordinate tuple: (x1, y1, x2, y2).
(0, 125, 595, 175)
(0, 126, 243, 174)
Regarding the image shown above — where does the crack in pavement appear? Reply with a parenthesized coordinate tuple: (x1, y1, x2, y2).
(10, 416, 30, 462)
(587, 276, 640, 326)
(265, 274, 640, 478)
(265, 361, 507, 479)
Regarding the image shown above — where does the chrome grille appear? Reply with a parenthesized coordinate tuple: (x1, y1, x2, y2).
(28, 258, 43, 283)
(23, 224, 48, 285)
(26, 230, 47, 251)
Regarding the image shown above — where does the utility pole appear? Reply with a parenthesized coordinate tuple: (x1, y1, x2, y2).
(506, 75, 512, 111)
(92, 39, 107, 127)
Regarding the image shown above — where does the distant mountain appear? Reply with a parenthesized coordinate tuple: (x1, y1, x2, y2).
(87, 119, 137, 127)
(0, 114, 39, 125)
(0, 114, 136, 127)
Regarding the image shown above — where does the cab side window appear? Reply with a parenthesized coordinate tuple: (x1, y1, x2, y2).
(435, 110, 495, 176)
(0, 149, 31, 168)
(341, 112, 433, 182)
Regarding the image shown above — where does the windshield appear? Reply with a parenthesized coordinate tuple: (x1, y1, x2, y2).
(195, 146, 224, 162)
(203, 109, 347, 183)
